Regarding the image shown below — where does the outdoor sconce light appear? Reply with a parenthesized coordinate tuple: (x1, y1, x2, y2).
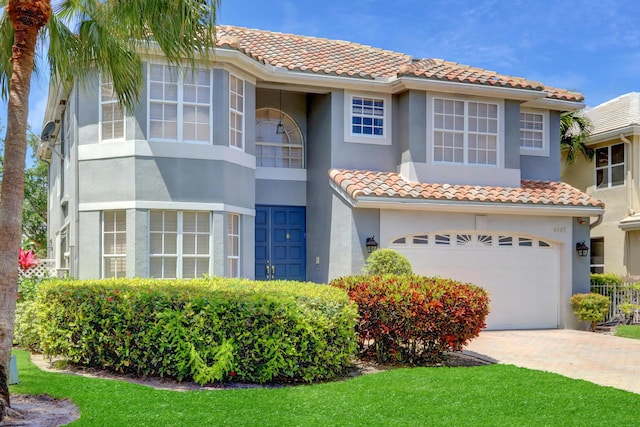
(276, 90, 285, 135)
(576, 241, 589, 257)
(366, 236, 379, 254)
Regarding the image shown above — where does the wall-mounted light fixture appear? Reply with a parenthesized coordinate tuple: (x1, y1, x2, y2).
(576, 241, 589, 257)
(366, 236, 379, 254)
(276, 90, 285, 135)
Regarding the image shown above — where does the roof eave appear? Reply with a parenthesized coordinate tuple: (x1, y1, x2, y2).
(521, 97, 585, 112)
(395, 76, 547, 101)
(587, 125, 640, 145)
(342, 193, 604, 217)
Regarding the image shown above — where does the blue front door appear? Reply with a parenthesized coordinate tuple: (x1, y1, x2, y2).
(255, 206, 306, 281)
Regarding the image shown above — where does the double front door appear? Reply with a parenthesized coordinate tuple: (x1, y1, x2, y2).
(255, 206, 306, 281)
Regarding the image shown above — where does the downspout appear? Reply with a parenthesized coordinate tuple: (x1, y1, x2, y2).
(620, 133, 633, 276)
(620, 133, 634, 215)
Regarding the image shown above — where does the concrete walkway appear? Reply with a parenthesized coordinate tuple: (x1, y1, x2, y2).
(464, 329, 640, 394)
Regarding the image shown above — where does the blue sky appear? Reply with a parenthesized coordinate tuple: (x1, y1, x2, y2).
(2, 0, 639, 137)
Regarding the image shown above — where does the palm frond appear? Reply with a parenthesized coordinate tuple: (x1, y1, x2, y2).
(561, 111, 594, 164)
(0, 13, 14, 99)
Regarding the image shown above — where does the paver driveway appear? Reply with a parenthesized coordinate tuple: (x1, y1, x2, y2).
(464, 329, 640, 394)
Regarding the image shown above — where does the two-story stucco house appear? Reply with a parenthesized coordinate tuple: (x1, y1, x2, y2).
(562, 92, 640, 277)
(42, 26, 603, 329)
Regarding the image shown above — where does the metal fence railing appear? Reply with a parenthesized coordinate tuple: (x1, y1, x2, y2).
(590, 282, 640, 324)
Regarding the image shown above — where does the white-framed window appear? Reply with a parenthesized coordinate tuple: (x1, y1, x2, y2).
(344, 91, 392, 145)
(229, 75, 244, 150)
(390, 232, 554, 249)
(100, 77, 125, 142)
(227, 213, 240, 278)
(432, 97, 499, 166)
(59, 225, 70, 271)
(148, 63, 211, 144)
(149, 210, 212, 278)
(255, 108, 304, 168)
(102, 211, 126, 278)
(595, 143, 625, 189)
(590, 237, 604, 274)
(520, 109, 549, 156)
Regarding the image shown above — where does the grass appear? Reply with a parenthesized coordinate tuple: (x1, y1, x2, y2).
(615, 325, 640, 340)
(9, 349, 640, 426)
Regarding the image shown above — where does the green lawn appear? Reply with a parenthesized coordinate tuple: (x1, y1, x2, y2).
(615, 325, 640, 340)
(9, 350, 640, 426)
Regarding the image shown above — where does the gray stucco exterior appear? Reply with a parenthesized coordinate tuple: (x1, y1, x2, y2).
(42, 32, 599, 329)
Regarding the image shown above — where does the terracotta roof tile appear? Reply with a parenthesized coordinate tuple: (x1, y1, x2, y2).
(216, 26, 583, 102)
(329, 169, 604, 208)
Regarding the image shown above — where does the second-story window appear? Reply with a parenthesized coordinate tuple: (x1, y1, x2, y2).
(433, 98, 499, 166)
(148, 64, 211, 144)
(520, 110, 548, 156)
(344, 92, 392, 145)
(229, 75, 244, 150)
(595, 143, 625, 189)
(100, 78, 124, 142)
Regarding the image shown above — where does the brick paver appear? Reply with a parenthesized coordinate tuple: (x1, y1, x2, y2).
(464, 330, 640, 394)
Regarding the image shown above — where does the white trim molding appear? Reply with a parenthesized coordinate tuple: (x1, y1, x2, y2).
(79, 201, 255, 217)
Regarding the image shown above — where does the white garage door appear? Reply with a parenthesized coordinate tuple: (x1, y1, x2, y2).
(391, 232, 559, 330)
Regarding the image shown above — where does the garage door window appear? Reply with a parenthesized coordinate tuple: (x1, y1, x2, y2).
(391, 232, 553, 249)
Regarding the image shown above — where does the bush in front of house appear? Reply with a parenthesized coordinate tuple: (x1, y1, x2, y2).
(35, 278, 358, 385)
(570, 292, 611, 331)
(363, 248, 413, 276)
(590, 273, 623, 288)
(330, 275, 490, 364)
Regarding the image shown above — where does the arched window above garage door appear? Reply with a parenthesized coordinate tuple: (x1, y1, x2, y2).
(390, 232, 554, 249)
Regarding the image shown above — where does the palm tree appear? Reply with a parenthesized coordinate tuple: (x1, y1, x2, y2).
(561, 110, 594, 164)
(0, 1, 218, 418)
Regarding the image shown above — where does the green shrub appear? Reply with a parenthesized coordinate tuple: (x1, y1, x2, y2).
(570, 293, 611, 331)
(331, 275, 489, 364)
(36, 278, 358, 384)
(14, 301, 42, 351)
(590, 273, 623, 288)
(363, 248, 413, 275)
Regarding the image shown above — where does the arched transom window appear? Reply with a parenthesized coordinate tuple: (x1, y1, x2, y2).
(256, 108, 304, 168)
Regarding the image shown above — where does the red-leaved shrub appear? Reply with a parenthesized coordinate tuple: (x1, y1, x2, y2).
(330, 275, 490, 363)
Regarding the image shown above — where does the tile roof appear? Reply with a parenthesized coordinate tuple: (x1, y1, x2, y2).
(216, 26, 583, 102)
(585, 92, 640, 135)
(329, 169, 604, 208)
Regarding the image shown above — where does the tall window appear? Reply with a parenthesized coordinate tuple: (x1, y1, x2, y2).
(590, 237, 604, 274)
(227, 214, 240, 278)
(100, 78, 124, 141)
(103, 211, 126, 278)
(229, 75, 244, 149)
(149, 211, 211, 278)
(520, 110, 546, 151)
(148, 64, 211, 143)
(255, 108, 304, 168)
(433, 98, 498, 165)
(595, 143, 625, 189)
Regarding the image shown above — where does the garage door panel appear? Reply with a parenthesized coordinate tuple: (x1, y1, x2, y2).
(396, 240, 559, 330)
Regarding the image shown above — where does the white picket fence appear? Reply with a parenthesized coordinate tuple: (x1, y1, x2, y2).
(19, 259, 58, 279)
(590, 282, 640, 324)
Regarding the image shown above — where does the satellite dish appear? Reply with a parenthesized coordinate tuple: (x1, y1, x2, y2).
(40, 121, 56, 141)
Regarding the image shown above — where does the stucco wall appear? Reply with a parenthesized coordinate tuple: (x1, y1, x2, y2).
(520, 111, 562, 181)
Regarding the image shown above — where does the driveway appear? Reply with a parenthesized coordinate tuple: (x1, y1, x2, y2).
(464, 329, 640, 394)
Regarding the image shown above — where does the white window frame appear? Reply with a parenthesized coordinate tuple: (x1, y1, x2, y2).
(431, 96, 501, 167)
(147, 63, 212, 144)
(229, 74, 245, 150)
(519, 109, 549, 157)
(99, 75, 126, 142)
(102, 210, 127, 278)
(344, 91, 392, 145)
(227, 213, 240, 278)
(595, 142, 626, 189)
(148, 210, 213, 279)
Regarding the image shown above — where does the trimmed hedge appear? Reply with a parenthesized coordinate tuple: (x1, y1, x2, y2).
(363, 248, 413, 276)
(35, 278, 358, 384)
(330, 275, 489, 363)
(590, 273, 623, 288)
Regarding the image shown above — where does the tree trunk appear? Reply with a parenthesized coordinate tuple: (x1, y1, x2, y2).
(0, 0, 51, 419)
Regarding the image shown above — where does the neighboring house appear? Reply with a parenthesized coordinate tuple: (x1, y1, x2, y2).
(562, 92, 640, 278)
(42, 26, 603, 329)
